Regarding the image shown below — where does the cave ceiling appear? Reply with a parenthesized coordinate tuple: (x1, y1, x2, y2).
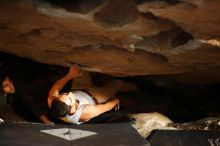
(0, 0, 220, 83)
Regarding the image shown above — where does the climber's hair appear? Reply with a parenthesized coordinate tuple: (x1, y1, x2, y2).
(51, 98, 71, 118)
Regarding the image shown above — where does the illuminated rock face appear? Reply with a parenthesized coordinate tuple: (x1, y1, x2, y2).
(0, 0, 220, 83)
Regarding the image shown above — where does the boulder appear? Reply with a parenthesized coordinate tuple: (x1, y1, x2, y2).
(0, 0, 220, 83)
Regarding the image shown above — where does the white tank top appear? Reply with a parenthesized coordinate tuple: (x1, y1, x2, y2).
(60, 91, 96, 125)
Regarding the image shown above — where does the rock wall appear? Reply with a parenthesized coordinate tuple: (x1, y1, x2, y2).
(0, 0, 220, 83)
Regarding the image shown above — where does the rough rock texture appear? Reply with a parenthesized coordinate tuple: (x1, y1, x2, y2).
(130, 112, 220, 138)
(0, 0, 220, 83)
(129, 112, 175, 138)
(94, 0, 139, 27)
(170, 117, 220, 130)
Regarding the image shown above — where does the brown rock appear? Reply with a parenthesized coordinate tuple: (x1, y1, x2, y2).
(139, 0, 220, 39)
(94, 0, 139, 27)
(0, 0, 220, 83)
(44, 0, 103, 14)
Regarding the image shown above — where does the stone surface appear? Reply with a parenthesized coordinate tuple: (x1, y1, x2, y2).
(130, 112, 220, 138)
(0, 0, 220, 83)
(169, 117, 220, 130)
(45, 0, 103, 14)
(129, 112, 175, 138)
(94, 0, 139, 27)
(138, 0, 220, 39)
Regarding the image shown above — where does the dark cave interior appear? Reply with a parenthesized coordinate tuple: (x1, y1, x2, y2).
(0, 52, 219, 124)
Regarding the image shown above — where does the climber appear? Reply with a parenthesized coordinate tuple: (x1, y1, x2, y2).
(48, 64, 136, 125)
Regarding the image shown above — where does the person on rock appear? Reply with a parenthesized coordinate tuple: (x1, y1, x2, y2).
(48, 64, 136, 125)
(0, 60, 53, 124)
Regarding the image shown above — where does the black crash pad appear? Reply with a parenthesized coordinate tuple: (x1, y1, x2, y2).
(0, 122, 148, 146)
(147, 130, 220, 146)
